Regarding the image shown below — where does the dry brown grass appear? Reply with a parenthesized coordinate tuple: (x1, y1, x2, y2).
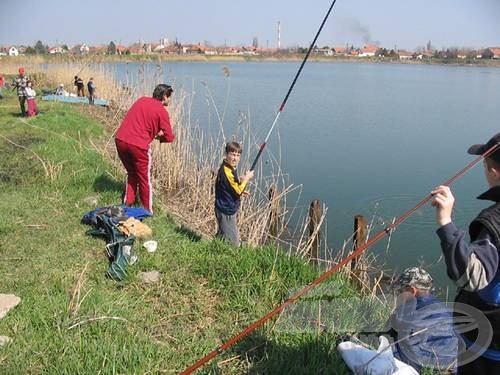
(149, 85, 301, 246)
(1, 58, 124, 107)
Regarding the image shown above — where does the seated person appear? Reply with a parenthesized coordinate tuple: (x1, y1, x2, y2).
(54, 84, 69, 96)
(387, 267, 458, 373)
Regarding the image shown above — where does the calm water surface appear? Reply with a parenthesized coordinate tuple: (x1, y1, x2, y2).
(112, 61, 500, 292)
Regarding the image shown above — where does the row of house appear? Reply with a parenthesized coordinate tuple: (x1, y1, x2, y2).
(315, 44, 500, 60)
(3, 42, 500, 59)
(1, 46, 20, 56)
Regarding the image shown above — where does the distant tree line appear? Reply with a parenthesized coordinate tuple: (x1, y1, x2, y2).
(24, 40, 69, 54)
(25, 40, 49, 54)
(14, 39, 500, 60)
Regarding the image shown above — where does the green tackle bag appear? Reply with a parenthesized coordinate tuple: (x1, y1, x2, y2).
(106, 238, 134, 282)
(88, 214, 136, 282)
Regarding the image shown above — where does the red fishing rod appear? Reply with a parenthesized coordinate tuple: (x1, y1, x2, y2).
(180, 142, 499, 374)
(250, 0, 339, 171)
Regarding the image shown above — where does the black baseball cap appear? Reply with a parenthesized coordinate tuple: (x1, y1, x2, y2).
(467, 133, 500, 164)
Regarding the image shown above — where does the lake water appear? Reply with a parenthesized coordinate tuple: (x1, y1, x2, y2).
(112, 60, 500, 291)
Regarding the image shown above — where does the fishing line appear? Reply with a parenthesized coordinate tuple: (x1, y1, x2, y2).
(181, 141, 499, 373)
(357, 317, 458, 371)
(358, 326, 432, 369)
(249, 0, 339, 171)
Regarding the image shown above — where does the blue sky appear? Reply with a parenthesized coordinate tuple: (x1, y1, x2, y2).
(1, 0, 499, 50)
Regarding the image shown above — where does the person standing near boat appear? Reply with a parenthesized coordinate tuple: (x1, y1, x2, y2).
(74, 75, 85, 97)
(11, 67, 28, 116)
(114, 84, 175, 213)
(25, 80, 38, 117)
(87, 77, 96, 105)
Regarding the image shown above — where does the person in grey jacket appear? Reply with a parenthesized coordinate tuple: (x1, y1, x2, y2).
(87, 77, 96, 105)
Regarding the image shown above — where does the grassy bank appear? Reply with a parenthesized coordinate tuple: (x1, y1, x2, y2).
(0, 92, 360, 373)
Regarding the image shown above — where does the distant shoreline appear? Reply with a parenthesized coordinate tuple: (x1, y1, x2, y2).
(4, 53, 500, 68)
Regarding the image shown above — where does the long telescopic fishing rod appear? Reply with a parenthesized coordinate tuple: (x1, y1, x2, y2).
(181, 142, 499, 374)
(249, 0, 339, 171)
(181, 2, 338, 373)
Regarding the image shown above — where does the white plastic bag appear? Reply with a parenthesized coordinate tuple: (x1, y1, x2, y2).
(337, 336, 419, 375)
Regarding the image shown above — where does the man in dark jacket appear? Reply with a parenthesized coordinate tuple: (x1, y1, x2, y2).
(432, 133, 500, 374)
(87, 77, 96, 105)
(74, 75, 85, 97)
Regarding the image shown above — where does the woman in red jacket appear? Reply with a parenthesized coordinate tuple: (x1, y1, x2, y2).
(115, 84, 175, 213)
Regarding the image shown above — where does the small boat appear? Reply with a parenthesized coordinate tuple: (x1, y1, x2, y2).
(42, 94, 109, 107)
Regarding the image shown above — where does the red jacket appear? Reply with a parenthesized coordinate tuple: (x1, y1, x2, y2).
(115, 97, 175, 150)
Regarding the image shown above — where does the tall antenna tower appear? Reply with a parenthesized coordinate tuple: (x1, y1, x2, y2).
(277, 21, 281, 49)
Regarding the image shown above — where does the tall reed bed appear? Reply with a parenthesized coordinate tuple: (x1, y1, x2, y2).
(145, 64, 304, 247)
(1, 57, 124, 108)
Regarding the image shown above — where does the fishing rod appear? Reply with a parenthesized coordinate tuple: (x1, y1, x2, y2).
(358, 326, 433, 369)
(181, 2, 338, 373)
(249, 0, 339, 172)
(181, 141, 499, 373)
(62, 54, 95, 90)
(70, 64, 89, 88)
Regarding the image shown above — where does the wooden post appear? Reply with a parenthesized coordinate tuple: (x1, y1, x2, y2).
(352, 215, 368, 271)
(308, 200, 322, 261)
(268, 185, 281, 238)
(349, 215, 371, 291)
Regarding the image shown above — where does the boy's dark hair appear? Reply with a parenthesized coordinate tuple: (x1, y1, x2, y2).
(485, 156, 500, 170)
(152, 84, 173, 100)
(225, 141, 242, 154)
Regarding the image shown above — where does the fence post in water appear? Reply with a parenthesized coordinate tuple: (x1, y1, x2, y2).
(308, 200, 322, 261)
(268, 185, 281, 238)
(352, 215, 368, 271)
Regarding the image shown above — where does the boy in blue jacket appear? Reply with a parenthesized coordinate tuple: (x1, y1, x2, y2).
(214, 142, 254, 246)
(432, 133, 500, 374)
(389, 267, 458, 372)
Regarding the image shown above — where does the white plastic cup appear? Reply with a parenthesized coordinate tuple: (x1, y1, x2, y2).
(143, 240, 158, 253)
(122, 244, 132, 257)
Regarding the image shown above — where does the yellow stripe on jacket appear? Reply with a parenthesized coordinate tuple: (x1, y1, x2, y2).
(223, 164, 247, 195)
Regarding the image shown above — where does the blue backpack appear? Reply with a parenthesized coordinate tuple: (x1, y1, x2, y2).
(81, 205, 152, 226)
